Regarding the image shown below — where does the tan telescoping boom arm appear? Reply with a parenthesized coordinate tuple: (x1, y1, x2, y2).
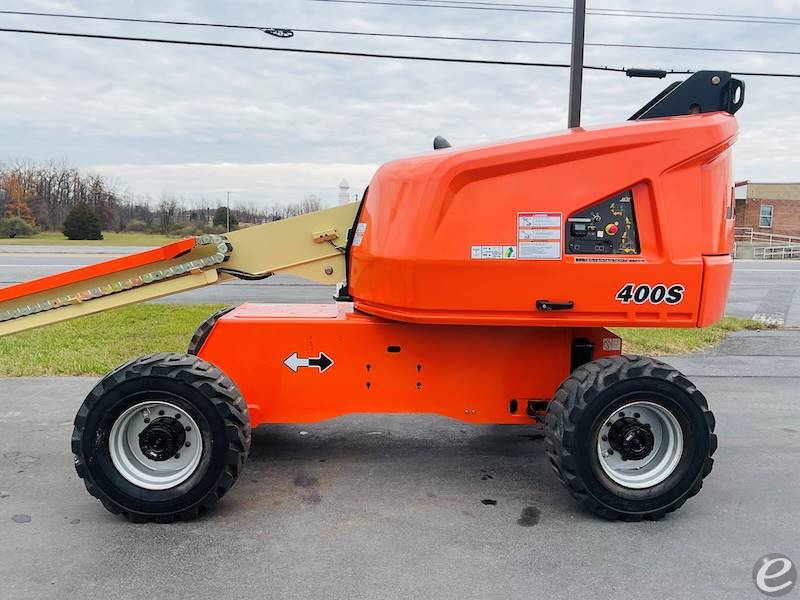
(0, 203, 360, 338)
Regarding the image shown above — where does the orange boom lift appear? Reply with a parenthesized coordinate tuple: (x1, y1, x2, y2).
(0, 71, 744, 522)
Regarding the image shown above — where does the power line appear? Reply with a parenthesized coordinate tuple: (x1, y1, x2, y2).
(0, 26, 617, 70)
(5, 4, 800, 25)
(727, 70, 800, 78)
(316, 0, 800, 25)
(1, 10, 797, 57)
(298, 30, 800, 56)
(1, 27, 799, 78)
(309, 0, 800, 25)
(0, 10, 259, 31)
(404, 0, 800, 23)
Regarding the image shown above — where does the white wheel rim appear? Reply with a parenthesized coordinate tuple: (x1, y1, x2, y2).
(596, 400, 684, 489)
(109, 400, 203, 491)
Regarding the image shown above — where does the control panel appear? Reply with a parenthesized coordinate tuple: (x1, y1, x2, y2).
(566, 190, 640, 255)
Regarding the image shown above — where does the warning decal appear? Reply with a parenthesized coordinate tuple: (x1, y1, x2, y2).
(518, 212, 562, 260)
(470, 245, 516, 259)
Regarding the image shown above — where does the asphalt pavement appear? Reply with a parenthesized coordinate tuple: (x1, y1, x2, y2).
(1, 245, 799, 323)
(1, 245, 799, 599)
(0, 329, 799, 600)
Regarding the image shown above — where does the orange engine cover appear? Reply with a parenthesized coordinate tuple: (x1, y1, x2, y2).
(349, 112, 737, 327)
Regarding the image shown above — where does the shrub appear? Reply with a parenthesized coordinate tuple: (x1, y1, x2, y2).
(124, 219, 149, 232)
(63, 202, 103, 240)
(0, 217, 37, 238)
(173, 224, 204, 238)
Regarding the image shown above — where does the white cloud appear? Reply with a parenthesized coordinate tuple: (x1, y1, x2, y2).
(90, 160, 378, 205)
(0, 0, 798, 203)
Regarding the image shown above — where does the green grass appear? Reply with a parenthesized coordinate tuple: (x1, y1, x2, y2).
(0, 307, 767, 377)
(0, 231, 181, 246)
(0, 304, 224, 376)
(612, 316, 767, 356)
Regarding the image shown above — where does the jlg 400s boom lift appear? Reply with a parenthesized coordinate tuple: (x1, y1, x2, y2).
(0, 72, 744, 522)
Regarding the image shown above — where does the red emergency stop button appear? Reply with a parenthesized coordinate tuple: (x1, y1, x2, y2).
(605, 223, 619, 236)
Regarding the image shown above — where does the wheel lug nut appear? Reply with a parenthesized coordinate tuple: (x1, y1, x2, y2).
(607, 449, 613, 455)
(175, 414, 181, 419)
(634, 412, 640, 418)
(185, 442, 191, 447)
(143, 417, 150, 423)
(618, 412, 625, 417)
(601, 435, 608, 442)
(644, 423, 651, 429)
(174, 453, 181, 459)
(158, 410, 165, 416)
(185, 426, 191, 432)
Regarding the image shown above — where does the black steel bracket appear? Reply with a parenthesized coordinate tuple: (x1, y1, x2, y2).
(570, 338, 595, 372)
(630, 70, 745, 120)
(333, 188, 368, 302)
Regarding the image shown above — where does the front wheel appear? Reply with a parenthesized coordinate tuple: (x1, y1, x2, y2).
(544, 355, 716, 521)
(72, 353, 250, 522)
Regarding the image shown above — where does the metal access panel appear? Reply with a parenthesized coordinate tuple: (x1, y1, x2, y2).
(565, 190, 640, 255)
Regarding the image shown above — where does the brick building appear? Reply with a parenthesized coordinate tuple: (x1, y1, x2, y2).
(734, 182, 800, 237)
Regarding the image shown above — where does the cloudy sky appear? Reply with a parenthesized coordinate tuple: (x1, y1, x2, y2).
(0, 0, 798, 207)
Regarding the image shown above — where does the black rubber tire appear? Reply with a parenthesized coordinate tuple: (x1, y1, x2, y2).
(187, 306, 235, 355)
(544, 355, 716, 521)
(72, 353, 250, 523)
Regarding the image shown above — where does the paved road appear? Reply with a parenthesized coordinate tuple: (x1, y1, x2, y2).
(0, 329, 798, 599)
(0, 246, 335, 305)
(1, 246, 799, 323)
(726, 261, 800, 326)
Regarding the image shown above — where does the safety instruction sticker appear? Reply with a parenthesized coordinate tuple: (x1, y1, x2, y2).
(471, 245, 516, 259)
(518, 212, 562, 260)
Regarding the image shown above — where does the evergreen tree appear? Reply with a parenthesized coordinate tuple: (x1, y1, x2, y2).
(212, 206, 238, 230)
(63, 202, 103, 240)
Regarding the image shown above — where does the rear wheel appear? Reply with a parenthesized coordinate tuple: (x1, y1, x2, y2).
(544, 355, 716, 521)
(72, 353, 250, 522)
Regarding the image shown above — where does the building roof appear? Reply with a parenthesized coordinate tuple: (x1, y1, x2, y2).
(745, 183, 800, 201)
(741, 182, 800, 186)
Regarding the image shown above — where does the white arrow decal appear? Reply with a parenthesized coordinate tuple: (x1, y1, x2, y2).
(283, 353, 308, 372)
(283, 352, 334, 373)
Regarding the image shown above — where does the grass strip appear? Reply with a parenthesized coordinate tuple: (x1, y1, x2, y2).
(0, 307, 767, 377)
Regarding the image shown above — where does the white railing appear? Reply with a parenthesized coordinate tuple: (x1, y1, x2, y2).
(752, 245, 800, 260)
(735, 227, 800, 246)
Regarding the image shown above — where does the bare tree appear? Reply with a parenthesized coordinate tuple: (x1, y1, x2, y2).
(157, 193, 179, 234)
(0, 160, 125, 231)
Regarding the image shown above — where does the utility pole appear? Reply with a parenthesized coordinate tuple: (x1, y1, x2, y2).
(226, 191, 231, 232)
(567, 0, 587, 128)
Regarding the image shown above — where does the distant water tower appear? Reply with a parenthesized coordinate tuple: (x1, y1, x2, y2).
(338, 178, 351, 205)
